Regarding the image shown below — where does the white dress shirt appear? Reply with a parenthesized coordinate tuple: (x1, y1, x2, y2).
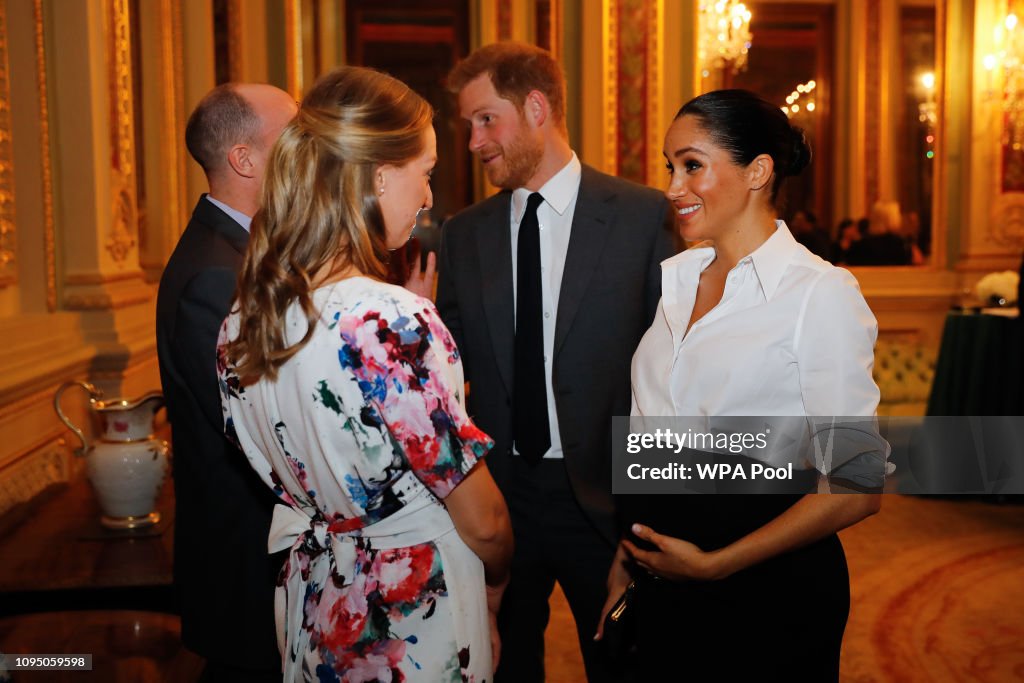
(510, 153, 582, 459)
(206, 194, 252, 232)
(632, 221, 880, 423)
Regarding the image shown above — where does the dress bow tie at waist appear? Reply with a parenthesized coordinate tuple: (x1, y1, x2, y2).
(265, 471, 455, 682)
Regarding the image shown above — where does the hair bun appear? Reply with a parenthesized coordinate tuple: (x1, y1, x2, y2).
(787, 126, 812, 176)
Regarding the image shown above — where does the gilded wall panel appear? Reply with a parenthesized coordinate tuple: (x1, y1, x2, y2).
(615, 0, 660, 185)
(32, 0, 56, 310)
(0, 0, 16, 287)
(107, 0, 139, 265)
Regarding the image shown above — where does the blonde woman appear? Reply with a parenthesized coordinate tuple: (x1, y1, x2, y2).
(218, 66, 512, 682)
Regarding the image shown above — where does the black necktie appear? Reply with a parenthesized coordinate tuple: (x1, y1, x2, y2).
(514, 192, 551, 464)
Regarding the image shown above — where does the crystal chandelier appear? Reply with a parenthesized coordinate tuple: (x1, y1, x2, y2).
(699, 0, 753, 76)
(984, 8, 1024, 149)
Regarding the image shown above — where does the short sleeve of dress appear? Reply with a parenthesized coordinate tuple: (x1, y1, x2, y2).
(336, 293, 494, 500)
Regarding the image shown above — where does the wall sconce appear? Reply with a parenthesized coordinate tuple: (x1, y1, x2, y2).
(983, 8, 1024, 150)
(699, 0, 753, 77)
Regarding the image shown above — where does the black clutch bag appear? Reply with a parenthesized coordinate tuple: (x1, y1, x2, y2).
(602, 580, 637, 661)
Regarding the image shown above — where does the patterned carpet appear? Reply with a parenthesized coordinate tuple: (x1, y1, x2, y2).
(545, 495, 1024, 682)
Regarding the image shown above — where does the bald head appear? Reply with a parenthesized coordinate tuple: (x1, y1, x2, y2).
(185, 83, 296, 178)
(185, 83, 296, 213)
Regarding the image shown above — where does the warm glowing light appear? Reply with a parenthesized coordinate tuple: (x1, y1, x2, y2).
(781, 80, 817, 119)
(926, 150, 935, 159)
(984, 9, 1024, 149)
(699, 1, 754, 75)
(921, 72, 935, 90)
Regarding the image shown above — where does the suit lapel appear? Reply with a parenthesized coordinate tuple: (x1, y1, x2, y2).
(476, 192, 516, 396)
(554, 167, 614, 357)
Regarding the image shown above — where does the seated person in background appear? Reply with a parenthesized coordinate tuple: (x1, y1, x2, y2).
(790, 208, 831, 260)
(831, 217, 860, 264)
(845, 200, 910, 266)
(902, 210, 926, 265)
(218, 66, 513, 682)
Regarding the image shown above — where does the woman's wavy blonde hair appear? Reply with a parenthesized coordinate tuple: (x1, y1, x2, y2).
(224, 66, 434, 381)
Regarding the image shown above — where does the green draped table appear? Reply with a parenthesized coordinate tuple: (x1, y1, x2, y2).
(926, 309, 1024, 416)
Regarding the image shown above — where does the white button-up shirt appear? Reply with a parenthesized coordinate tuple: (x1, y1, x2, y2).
(632, 221, 880, 420)
(510, 153, 582, 459)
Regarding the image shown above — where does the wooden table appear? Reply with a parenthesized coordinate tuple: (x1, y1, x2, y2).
(0, 474, 175, 616)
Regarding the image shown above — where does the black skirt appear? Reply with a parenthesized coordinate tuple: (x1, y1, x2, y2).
(617, 493, 850, 682)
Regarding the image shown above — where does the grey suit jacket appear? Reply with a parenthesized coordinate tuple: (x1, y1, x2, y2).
(436, 164, 676, 544)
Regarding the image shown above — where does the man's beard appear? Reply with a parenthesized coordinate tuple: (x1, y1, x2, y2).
(482, 133, 544, 190)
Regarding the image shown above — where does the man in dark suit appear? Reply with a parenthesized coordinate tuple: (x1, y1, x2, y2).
(156, 83, 296, 682)
(438, 42, 675, 682)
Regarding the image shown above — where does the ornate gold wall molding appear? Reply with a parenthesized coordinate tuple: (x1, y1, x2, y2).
(988, 193, 1024, 249)
(645, 0, 661, 187)
(32, 0, 56, 311)
(107, 0, 139, 265)
(614, 0, 660, 185)
(605, 0, 619, 175)
(161, 0, 184, 257)
(0, 0, 16, 287)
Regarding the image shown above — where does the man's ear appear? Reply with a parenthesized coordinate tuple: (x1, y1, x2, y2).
(748, 153, 774, 192)
(523, 90, 549, 128)
(226, 144, 256, 179)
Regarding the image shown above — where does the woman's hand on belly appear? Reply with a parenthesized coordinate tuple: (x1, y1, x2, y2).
(621, 524, 727, 582)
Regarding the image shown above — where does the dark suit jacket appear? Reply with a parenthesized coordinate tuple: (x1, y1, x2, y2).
(436, 165, 675, 544)
(156, 196, 281, 669)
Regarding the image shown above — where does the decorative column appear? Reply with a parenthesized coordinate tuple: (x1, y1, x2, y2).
(48, 0, 149, 313)
(136, 0, 187, 281)
(46, 0, 159, 398)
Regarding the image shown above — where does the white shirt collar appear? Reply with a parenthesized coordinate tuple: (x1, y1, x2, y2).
(205, 194, 253, 232)
(511, 152, 582, 223)
(747, 220, 801, 300)
(661, 220, 800, 301)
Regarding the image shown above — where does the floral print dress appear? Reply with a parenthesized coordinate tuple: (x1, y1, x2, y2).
(217, 277, 494, 683)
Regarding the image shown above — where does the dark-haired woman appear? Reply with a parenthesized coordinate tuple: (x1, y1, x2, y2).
(217, 66, 512, 682)
(598, 90, 885, 681)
